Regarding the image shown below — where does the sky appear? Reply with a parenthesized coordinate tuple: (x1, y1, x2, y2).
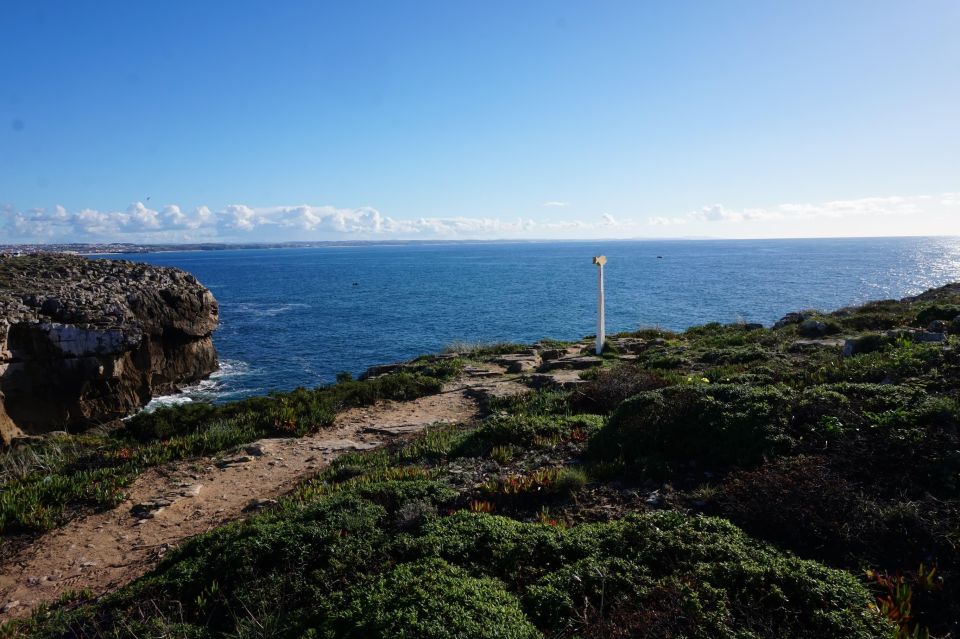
(0, 1, 958, 243)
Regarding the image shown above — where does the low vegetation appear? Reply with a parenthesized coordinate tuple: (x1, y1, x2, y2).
(0, 360, 463, 537)
(8, 284, 960, 637)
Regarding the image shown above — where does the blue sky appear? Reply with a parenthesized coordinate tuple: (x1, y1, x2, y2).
(1, 1, 957, 242)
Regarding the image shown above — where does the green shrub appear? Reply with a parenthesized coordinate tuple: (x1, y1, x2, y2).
(12, 492, 891, 639)
(840, 311, 902, 331)
(715, 456, 872, 564)
(406, 357, 466, 380)
(839, 396, 960, 497)
(614, 327, 678, 340)
(916, 304, 960, 326)
(322, 559, 539, 639)
(485, 389, 571, 417)
(844, 332, 886, 356)
(640, 352, 689, 370)
(683, 321, 768, 346)
(588, 384, 793, 470)
(452, 414, 602, 457)
(833, 338, 944, 383)
(418, 511, 889, 638)
(552, 467, 588, 496)
(573, 363, 671, 414)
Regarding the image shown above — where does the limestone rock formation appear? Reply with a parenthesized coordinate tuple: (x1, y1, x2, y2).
(0, 254, 218, 442)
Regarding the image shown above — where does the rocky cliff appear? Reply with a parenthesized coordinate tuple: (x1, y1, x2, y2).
(0, 254, 218, 443)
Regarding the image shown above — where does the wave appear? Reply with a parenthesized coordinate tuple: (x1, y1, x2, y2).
(232, 302, 309, 318)
(141, 358, 253, 412)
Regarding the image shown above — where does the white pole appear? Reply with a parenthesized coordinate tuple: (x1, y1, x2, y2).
(593, 256, 606, 355)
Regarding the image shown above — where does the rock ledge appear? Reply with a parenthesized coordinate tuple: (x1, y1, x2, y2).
(0, 254, 218, 443)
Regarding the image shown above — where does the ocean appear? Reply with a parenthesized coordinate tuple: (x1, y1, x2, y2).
(99, 236, 960, 405)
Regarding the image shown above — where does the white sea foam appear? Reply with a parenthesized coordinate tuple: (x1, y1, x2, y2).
(140, 358, 252, 412)
(234, 302, 309, 318)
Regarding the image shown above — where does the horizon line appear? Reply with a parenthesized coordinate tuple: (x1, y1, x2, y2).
(2, 233, 959, 251)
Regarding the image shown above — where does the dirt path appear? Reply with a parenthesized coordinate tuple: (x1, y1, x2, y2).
(0, 371, 528, 620)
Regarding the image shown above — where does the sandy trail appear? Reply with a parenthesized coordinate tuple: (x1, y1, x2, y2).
(0, 371, 528, 620)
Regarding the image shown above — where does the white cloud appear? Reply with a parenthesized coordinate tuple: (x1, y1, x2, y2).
(1, 202, 581, 242)
(2, 192, 957, 243)
(646, 193, 960, 229)
(541, 201, 569, 208)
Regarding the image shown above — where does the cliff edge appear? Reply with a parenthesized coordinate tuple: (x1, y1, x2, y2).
(0, 254, 218, 443)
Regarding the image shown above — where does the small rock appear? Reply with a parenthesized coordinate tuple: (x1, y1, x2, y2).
(180, 483, 203, 496)
(2, 600, 20, 613)
(244, 443, 268, 457)
(242, 498, 277, 512)
(216, 455, 253, 468)
(130, 499, 172, 518)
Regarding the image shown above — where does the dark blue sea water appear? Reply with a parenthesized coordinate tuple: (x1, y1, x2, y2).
(100, 237, 960, 405)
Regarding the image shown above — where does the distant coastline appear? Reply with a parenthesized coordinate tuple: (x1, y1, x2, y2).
(1, 235, 955, 256)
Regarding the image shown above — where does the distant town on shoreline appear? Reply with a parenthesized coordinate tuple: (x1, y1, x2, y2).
(2, 235, 953, 257)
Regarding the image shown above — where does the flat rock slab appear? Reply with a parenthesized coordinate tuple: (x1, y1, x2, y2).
(462, 367, 503, 378)
(362, 424, 429, 436)
(538, 346, 583, 361)
(540, 355, 602, 371)
(465, 379, 530, 402)
(530, 370, 589, 390)
(314, 439, 381, 451)
(608, 338, 649, 353)
(492, 354, 540, 373)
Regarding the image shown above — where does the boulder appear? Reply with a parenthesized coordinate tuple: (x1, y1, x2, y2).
(492, 353, 539, 374)
(359, 362, 405, 380)
(928, 319, 949, 333)
(539, 348, 566, 361)
(773, 311, 813, 329)
(798, 319, 830, 338)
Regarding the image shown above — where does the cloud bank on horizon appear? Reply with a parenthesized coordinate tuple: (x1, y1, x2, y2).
(2, 193, 958, 244)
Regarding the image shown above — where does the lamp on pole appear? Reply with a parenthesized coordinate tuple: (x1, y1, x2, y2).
(592, 255, 606, 355)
